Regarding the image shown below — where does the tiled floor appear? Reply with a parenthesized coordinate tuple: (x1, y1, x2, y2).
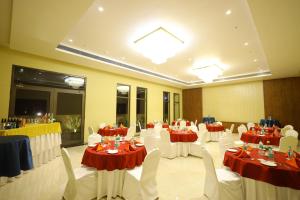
(0, 135, 233, 200)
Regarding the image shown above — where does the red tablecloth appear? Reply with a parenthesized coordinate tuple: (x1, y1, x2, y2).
(162, 123, 169, 128)
(241, 131, 282, 146)
(146, 123, 154, 128)
(254, 126, 274, 133)
(169, 130, 198, 142)
(81, 141, 147, 171)
(171, 121, 191, 126)
(223, 148, 300, 190)
(206, 124, 224, 132)
(98, 127, 128, 136)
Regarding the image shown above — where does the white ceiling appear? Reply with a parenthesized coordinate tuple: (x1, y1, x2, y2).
(2, 0, 300, 88)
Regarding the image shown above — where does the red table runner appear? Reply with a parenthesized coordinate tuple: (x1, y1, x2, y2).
(98, 127, 128, 136)
(81, 141, 147, 171)
(206, 124, 224, 132)
(146, 123, 154, 128)
(223, 148, 300, 190)
(171, 121, 191, 126)
(169, 130, 198, 142)
(241, 130, 281, 146)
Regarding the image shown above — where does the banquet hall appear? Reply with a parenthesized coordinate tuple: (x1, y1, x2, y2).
(0, 0, 300, 200)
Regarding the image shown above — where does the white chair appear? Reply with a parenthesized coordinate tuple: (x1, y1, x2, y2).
(216, 121, 223, 125)
(87, 126, 102, 146)
(153, 123, 162, 137)
(237, 124, 247, 139)
(61, 148, 97, 200)
(281, 125, 294, 136)
(99, 123, 106, 129)
(195, 119, 198, 126)
(284, 129, 298, 138)
(247, 122, 255, 130)
(190, 124, 198, 133)
(126, 126, 136, 140)
(279, 136, 298, 152)
(190, 130, 208, 157)
(198, 123, 207, 133)
(159, 129, 177, 159)
(201, 147, 243, 200)
(219, 130, 234, 164)
(179, 120, 186, 128)
(122, 149, 161, 200)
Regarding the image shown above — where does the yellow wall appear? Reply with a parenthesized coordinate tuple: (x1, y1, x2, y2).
(0, 47, 182, 142)
(202, 81, 265, 123)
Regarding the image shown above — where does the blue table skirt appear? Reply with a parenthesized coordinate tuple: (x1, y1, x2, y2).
(0, 135, 33, 177)
(202, 117, 216, 124)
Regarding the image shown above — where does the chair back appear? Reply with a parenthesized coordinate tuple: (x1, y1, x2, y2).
(195, 119, 198, 126)
(230, 124, 235, 133)
(154, 123, 162, 137)
(200, 147, 218, 198)
(219, 130, 234, 160)
(126, 127, 135, 140)
(99, 123, 106, 129)
(238, 124, 247, 138)
(61, 148, 76, 180)
(179, 120, 186, 127)
(198, 123, 207, 133)
(247, 122, 255, 130)
(190, 125, 198, 133)
(279, 136, 298, 152)
(199, 130, 208, 146)
(138, 121, 142, 130)
(285, 130, 298, 138)
(141, 149, 161, 183)
(281, 125, 294, 136)
(88, 126, 94, 135)
(160, 129, 171, 143)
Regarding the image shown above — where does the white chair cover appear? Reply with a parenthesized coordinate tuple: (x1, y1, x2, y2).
(279, 136, 298, 152)
(219, 130, 234, 164)
(159, 129, 177, 159)
(123, 149, 161, 200)
(285, 129, 298, 138)
(247, 122, 255, 130)
(281, 125, 294, 136)
(179, 120, 186, 128)
(125, 126, 136, 140)
(198, 123, 207, 133)
(99, 123, 106, 129)
(201, 147, 243, 200)
(237, 124, 247, 139)
(190, 131, 208, 157)
(61, 148, 97, 200)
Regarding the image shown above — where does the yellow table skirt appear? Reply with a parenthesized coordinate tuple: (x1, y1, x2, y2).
(0, 122, 62, 138)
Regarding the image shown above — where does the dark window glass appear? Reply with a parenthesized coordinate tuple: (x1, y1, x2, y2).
(174, 93, 180, 120)
(136, 87, 147, 129)
(163, 91, 170, 123)
(116, 84, 130, 127)
(14, 89, 50, 116)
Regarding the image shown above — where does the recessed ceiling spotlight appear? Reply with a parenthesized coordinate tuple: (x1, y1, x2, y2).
(98, 6, 104, 12)
(68, 39, 73, 43)
(253, 59, 257, 62)
(225, 9, 232, 15)
(244, 42, 249, 46)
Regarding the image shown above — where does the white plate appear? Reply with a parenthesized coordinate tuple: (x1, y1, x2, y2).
(260, 160, 277, 167)
(88, 144, 97, 147)
(107, 149, 118, 154)
(135, 143, 144, 147)
(227, 148, 238, 153)
(258, 134, 265, 136)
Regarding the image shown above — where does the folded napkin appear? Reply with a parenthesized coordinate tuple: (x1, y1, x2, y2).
(235, 150, 250, 158)
(93, 144, 104, 152)
(285, 158, 300, 169)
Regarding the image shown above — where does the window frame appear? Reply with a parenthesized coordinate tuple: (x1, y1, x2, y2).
(116, 83, 131, 127)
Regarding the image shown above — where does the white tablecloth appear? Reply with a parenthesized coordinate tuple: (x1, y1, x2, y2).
(207, 131, 223, 142)
(242, 177, 300, 200)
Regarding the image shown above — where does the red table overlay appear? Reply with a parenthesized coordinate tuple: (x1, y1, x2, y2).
(223, 148, 300, 190)
(169, 130, 198, 142)
(81, 141, 147, 171)
(206, 124, 224, 132)
(98, 127, 128, 136)
(171, 121, 191, 126)
(146, 123, 154, 129)
(241, 130, 281, 146)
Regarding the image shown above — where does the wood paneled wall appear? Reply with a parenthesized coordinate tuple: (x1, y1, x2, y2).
(263, 77, 300, 135)
(183, 88, 202, 124)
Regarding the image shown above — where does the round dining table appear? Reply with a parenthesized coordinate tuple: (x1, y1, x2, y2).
(0, 135, 33, 178)
(81, 140, 147, 200)
(97, 127, 128, 136)
(241, 130, 282, 146)
(223, 148, 300, 200)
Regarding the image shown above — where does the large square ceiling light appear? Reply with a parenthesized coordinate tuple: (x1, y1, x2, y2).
(133, 27, 184, 64)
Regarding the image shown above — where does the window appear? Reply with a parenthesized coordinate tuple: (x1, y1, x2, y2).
(136, 87, 147, 129)
(163, 91, 170, 123)
(116, 84, 130, 127)
(174, 93, 180, 120)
